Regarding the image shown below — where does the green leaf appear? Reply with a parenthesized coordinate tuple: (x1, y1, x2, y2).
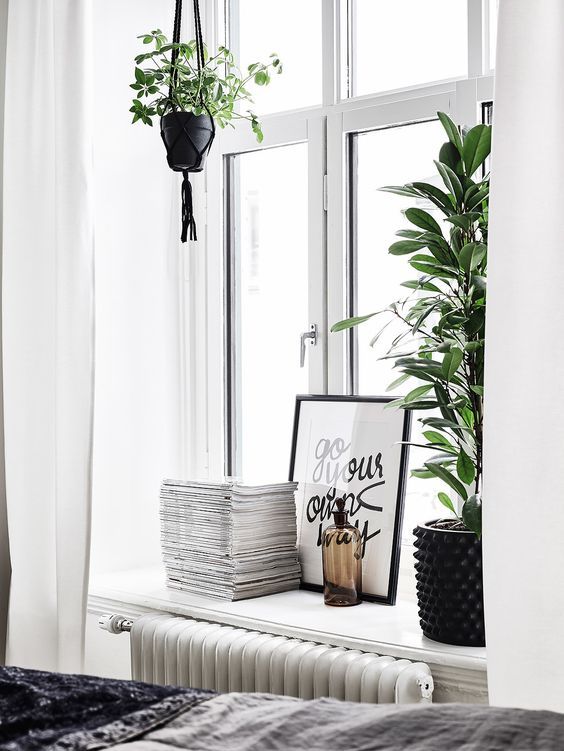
(389, 240, 428, 256)
(412, 300, 441, 334)
(425, 462, 468, 500)
(437, 111, 463, 153)
(438, 491, 457, 516)
(435, 161, 463, 203)
(254, 70, 269, 85)
(411, 182, 455, 214)
(423, 430, 452, 446)
(456, 449, 476, 485)
(442, 347, 463, 381)
(459, 242, 487, 273)
(386, 373, 410, 392)
(466, 186, 489, 211)
(467, 309, 485, 336)
(422, 417, 472, 433)
(331, 312, 378, 332)
(400, 400, 438, 410)
(135, 67, 146, 84)
(380, 185, 420, 198)
(411, 469, 434, 479)
(464, 341, 483, 354)
(439, 141, 463, 173)
(404, 385, 433, 403)
(461, 494, 482, 538)
(470, 385, 484, 396)
(462, 124, 491, 177)
(404, 208, 442, 235)
(444, 213, 481, 231)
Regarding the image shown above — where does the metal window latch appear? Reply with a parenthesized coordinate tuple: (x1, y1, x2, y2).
(300, 324, 318, 367)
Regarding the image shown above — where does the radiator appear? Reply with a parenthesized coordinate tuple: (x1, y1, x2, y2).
(128, 613, 434, 704)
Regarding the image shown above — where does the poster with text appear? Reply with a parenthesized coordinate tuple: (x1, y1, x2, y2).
(289, 396, 411, 604)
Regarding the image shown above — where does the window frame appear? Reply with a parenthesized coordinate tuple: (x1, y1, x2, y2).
(183, 0, 495, 491)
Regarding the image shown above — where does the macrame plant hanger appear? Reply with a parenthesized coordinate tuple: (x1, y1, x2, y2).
(160, 0, 215, 242)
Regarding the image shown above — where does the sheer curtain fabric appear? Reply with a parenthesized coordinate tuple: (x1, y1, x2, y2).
(2, 0, 94, 671)
(483, 0, 564, 711)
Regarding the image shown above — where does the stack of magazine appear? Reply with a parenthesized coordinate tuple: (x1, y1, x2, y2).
(160, 479, 302, 600)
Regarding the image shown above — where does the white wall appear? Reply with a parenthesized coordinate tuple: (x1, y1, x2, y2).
(84, 612, 131, 679)
(89, 0, 184, 578)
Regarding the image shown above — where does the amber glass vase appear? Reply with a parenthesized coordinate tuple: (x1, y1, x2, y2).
(322, 499, 362, 606)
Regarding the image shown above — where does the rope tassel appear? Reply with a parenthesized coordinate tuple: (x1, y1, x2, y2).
(181, 169, 197, 242)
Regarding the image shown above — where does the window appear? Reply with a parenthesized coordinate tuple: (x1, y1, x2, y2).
(225, 144, 310, 481)
(346, 0, 468, 98)
(231, 0, 323, 113)
(189, 0, 494, 553)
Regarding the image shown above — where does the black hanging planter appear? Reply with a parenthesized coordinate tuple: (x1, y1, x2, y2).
(160, 112, 214, 173)
(413, 520, 485, 647)
(162, 0, 215, 243)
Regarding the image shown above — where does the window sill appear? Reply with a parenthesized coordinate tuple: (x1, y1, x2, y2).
(88, 567, 487, 703)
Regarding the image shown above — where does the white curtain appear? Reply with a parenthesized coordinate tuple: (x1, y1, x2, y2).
(483, 0, 564, 711)
(2, 0, 94, 671)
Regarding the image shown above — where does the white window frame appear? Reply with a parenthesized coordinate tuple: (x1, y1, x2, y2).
(182, 0, 495, 489)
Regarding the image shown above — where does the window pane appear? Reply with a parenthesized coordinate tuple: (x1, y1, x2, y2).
(234, 0, 322, 114)
(349, 0, 468, 97)
(352, 121, 446, 540)
(232, 144, 309, 482)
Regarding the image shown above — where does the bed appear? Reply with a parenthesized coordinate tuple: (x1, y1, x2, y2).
(1, 665, 563, 750)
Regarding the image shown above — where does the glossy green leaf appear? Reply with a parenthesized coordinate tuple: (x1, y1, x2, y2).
(423, 430, 452, 446)
(437, 111, 463, 153)
(434, 161, 463, 203)
(404, 385, 433, 402)
(331, 312, 378, 332)
(442, 347, 463, 381)
(456, 449, 476, 485)
(462, 124, 492, 177)
(386, 373, 410, 392)
(461, 494, 482, 538)
(438, 492, 457, 516)
(404, 208, 442, 235)
(439, 141, 463, 173)
(389, 240, 428, 256)
(424, 462, 468, 500)
(411, 182, 455, 214)
(459, 242, 487, 273)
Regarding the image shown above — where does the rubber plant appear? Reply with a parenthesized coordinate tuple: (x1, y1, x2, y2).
(332, 112, 491, 540)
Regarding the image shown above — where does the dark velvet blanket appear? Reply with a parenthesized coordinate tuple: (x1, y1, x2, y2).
(0, 666, 214, 751)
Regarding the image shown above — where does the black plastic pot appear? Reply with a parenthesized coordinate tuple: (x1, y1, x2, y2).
(160, 112, 215, 173)
(413, 520, 485, 647)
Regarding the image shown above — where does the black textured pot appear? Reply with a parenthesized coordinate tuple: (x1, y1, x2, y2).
(413, 520, 485, 647)
(160, 112, 215, 173)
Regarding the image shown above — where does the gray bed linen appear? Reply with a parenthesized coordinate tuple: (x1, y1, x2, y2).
(110, 692, 564, 750)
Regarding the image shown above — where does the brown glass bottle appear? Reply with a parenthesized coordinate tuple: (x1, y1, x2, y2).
(322, 498, 362, 606)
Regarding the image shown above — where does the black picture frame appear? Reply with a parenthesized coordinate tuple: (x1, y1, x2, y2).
(289, 395, 411, 605)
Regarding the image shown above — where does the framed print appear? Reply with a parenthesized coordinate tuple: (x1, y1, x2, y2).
(289, 395, 411, 605)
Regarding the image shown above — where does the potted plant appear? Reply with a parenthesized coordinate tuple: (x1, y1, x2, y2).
(130, 27, 281, 239)
(332, 112, 490, 647)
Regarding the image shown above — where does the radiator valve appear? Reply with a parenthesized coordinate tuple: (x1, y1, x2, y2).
(98, 613, 133, 634)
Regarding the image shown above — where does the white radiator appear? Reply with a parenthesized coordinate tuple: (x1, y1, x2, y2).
(129, 613, 434, 704)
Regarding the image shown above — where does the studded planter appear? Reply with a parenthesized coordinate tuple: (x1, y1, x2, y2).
(413, 521, 485, 647)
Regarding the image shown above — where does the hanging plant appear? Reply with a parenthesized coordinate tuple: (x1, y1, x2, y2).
(130, 0, 281, 243)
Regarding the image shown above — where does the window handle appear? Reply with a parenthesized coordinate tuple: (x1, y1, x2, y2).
(300, 324, 318, 367)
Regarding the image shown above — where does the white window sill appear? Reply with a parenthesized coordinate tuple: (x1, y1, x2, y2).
(88, 566, 487, 703)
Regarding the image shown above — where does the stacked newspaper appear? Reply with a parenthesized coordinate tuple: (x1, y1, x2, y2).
(160, 479, 301, 600)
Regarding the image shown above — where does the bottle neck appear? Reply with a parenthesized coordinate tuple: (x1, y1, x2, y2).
(333, 512, 347, 526)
